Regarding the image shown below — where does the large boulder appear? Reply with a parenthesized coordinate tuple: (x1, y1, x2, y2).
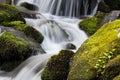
(41, 50, 74, 80)
(0, 32, 33, 71)
(68, 20, 120, 80)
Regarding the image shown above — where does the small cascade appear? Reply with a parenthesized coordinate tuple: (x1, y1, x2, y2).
(25, 18, 87, 53)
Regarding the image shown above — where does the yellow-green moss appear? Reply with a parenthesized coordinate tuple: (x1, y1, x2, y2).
(2, 21, 44, 43)
(113, 75, 120, 80)
(41, 50, 74, 80)
(100, 55, 120, 80)
(79, 13, 105, 36)
(68, 20, 120, 80)
(0, 3, 25, 23)
(0, 32, 33, 71)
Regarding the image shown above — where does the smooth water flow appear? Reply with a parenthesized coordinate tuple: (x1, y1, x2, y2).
(0, 0, 100, 80)
(14, 0, 100, 18)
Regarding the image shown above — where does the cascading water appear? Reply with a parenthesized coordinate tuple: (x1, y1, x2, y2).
(14, 0, 100, 18)
(0, 0, 100, 80)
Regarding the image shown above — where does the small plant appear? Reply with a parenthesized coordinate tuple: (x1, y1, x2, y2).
(94, 49, 115, 73)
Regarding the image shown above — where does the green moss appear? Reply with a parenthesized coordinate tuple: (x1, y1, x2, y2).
(0, 32, 33, 71)
(68, 20, 120, 80)
(2, 21, 44, 43)
(79, 13, 105, 36)
(113, 75, 120, 80)
(0, 3, 25, 24)
(41, 50, 74, 80)
(100, 55, 120, 80)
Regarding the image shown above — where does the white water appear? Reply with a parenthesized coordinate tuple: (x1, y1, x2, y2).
(0, 0, 100, 80)
(15, 0, 100, 18)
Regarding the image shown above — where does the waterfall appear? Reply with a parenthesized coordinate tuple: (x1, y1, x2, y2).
(14, 0, 100, 18)
(0, 0, 100, 80)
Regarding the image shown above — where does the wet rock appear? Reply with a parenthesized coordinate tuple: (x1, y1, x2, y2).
(66, 43, 76, 50)
(20, 2, 39, 11)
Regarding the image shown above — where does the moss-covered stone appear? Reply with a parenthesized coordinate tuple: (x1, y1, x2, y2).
(0, 32, 33, 71)
(100, 55, 120, 80)
(41, 50, 74, 80)
(113, 75, 120, 80)
(0, 4, 25, 23)
(79, 13, 105, 36)
(2, 21, 44, 43)
(68, 20, 120, 80)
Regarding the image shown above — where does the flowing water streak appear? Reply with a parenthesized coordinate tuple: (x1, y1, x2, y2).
(0, 54, 53, 80)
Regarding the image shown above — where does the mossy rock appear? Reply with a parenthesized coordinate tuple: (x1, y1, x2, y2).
(68, 20, 120, 80)
(113, 75, 120, 80)
(0, 3, 25, 23)
(79, 13, 105, 36)
(104, 0, 120, 10)
(100, 55, 120, 80)
(0, 32, 33, 71)
(2, 21, 44, 43)
(41, 50, 74, 80)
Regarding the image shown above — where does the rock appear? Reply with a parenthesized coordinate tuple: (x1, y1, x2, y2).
(41, 50, 74, 80)
(100, 55, 120, 80)
(66, 43, 76, 50)
(0, 3, 45, 71)
(0, 32, 33, 71)
(113, 75, 120, 80)
(0, 4, 25, 23)
(2, 21, 44, 44)
(20, 2, 39, 11)
(68, 20, 120, 80)
(100, 11, 120, 26)
(79, 13, 105, 36)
